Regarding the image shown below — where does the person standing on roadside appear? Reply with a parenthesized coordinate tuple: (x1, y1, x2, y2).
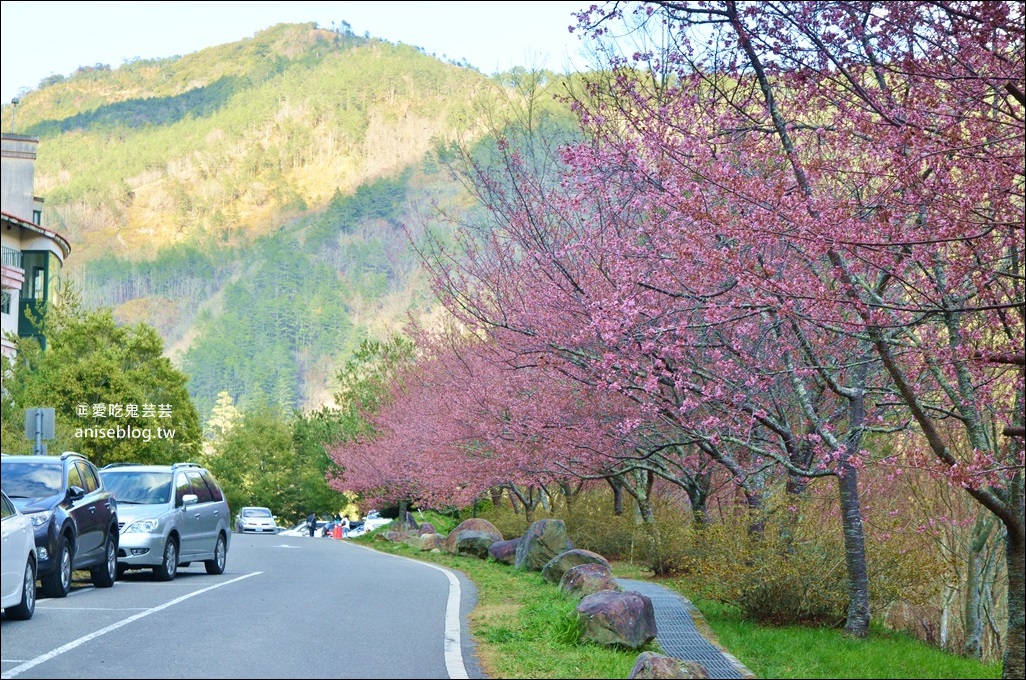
(307, 512, 317, 537)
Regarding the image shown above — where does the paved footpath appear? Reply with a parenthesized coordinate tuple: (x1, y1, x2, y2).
(617, 579, 755, 679)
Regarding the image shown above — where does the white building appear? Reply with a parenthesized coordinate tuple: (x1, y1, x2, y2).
(1, 132, 71, 358)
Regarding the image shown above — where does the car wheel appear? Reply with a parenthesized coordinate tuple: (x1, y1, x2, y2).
(153, 537, 179, 581)
(41, 536, 73, 598)
(204, 533, 227, 575)
(91, 532, 118, 588)
(5, 557, 36, 620)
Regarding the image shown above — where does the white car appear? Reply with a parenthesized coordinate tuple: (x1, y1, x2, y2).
(279, 520, 327, 537)
(1, 489, 37, 620)
(234, 507, 279, 534)
(346, 512, 393, 538)
(363, 511, 393, 530)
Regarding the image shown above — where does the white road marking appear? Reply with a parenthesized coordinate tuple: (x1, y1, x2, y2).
(345, 542, 470, 679)
(1, 572, 261, 679)
(35, 606, 149, 611)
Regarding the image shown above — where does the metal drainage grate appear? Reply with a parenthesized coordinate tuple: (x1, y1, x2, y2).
(617, 579, 745, 679)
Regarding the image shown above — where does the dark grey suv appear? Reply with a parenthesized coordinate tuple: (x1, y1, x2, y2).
(1, 452, 119, 597)
(99, 462, 230, 581)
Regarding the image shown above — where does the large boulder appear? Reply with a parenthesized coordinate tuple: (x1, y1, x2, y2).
(542, 548, 611, 584)
(559, 563, 623, 600)
(514, 519, 573, 571)
(405, 533, 445, 551)
(442, 518, 503, 554)
(417, 522, 437, 536)
(628, 652, 710, 679)
(576, 590, 657, 649)
(454, 530, 499, 558)
(381, 528, 415, 543)
(396, 511, 420, 532)
(488, 537, 521, 565)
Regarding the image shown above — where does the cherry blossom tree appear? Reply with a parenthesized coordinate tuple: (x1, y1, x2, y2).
(425, 76, 895, 633)
(565, 1, 1023, 673)
(408, 0, 1022, 656)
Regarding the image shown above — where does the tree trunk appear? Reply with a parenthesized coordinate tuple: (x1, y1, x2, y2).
(521, 486, 538, 524)
(838, 463, 871, 638)
(833, 359, 871, 638)
(939, 583, 952, 650)
(786, 439, 814, 496)
(684, 468, 712, 525)
(508, 487, 522, 515)
(607, 476, 624, 516)
(506, 484, 539, 523)
(635, 494, 655, 524)
(1003, 509, 1025, 680)
(558, 481, 582, 512)
(963, 515, 994, 658)
(537, 485, 551, 512)
(743, 484, 765, 536)
(963, 552, 981, 658)
(615, 469, 657, 525)
(631, 469, 656, 524)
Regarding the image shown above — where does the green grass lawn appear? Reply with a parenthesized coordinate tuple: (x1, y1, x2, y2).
(687, 598, 1001, 679)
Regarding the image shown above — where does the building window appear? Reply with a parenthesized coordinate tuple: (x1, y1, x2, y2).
(1, 290, 10, 315)
(21, 252, 49, 301)
(33, 209, 42, 225)
(18, 251, 58, 345)
(31, 267, 45, 300)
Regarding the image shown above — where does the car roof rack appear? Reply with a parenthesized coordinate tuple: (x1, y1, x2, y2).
(101, 461, 204, 470)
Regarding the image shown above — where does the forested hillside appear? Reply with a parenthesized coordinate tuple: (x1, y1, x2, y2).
(0, 21, 575, 422)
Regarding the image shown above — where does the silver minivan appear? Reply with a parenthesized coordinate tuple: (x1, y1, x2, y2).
(99, 462, 230, 581)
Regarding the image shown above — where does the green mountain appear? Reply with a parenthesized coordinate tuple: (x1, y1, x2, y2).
(0, 22, 576, 424)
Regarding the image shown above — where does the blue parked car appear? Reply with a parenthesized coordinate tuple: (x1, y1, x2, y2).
(1, 452, 118, 598)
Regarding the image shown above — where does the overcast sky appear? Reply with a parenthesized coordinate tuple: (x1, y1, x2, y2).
(1, 1, 597, 103)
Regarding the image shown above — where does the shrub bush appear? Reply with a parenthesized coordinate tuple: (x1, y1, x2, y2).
(677, 490, 943, 627)
(560, 492, 642, 561)
(472, 507, 530, 540)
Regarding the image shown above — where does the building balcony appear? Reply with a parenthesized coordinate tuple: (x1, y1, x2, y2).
(1, 245, 24, 290)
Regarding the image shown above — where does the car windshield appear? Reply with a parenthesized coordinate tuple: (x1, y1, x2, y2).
(100, 471, 172, 504)
(0, 461, 63, 498)
(242, 508, 272, 518)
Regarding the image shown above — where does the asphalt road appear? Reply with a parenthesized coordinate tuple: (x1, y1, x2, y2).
(1, 533, 485, 679)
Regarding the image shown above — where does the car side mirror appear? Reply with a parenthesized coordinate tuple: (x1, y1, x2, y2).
(181, 494, 198, 507)
(66, 486, 85, 501)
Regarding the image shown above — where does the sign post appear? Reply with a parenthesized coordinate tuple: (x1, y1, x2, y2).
(24, 407, 55, 455)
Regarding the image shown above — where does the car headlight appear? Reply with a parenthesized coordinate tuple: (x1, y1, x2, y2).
(124, 518, 160, 533)
(29, 510, 54, 527)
